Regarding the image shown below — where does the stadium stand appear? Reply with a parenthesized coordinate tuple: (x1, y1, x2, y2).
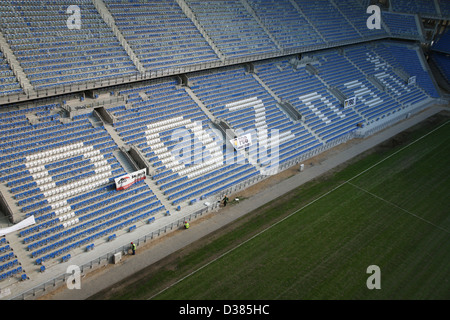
(311, 49, 398, 123)
(375, 42, 440, 98)
(344, 44, 430, 107)
(431, 27, 450, 54)
(391, 0, 439, 17)
(294, 0, 362, 44)
(0, 52, 22, 97)
(244, 0, 324, 50)
(334, 0, 388, 39)
(111, 78, 260, 206)
(0, 107, 165, 269)
(430, 52, 450, 85)
(428, 27, 450, 88)
(0, 0, 138, 90)
(0, 238, 25, 283)
(0, 0, 446, 299)
(184, 0, 279, 58)
(381, 11, 423, 39)
(254, 58, 364, 143)
(103, 0, 220, 71)
(188, 66, 323, 165)
(439, 0, 450, 18)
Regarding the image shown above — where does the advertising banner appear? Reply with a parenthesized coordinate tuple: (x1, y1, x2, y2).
(344, 96, 356, 108)
(114, 169, 146, 191)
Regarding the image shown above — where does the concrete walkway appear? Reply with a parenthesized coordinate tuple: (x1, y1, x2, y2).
(42, 105, 446, 300)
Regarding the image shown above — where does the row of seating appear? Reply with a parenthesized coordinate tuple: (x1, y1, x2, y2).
(141, 119, 231, 204)
(15, 162, 120, 205)
(430, 52, 450, 85)
(24, 180, 114, 220)
(310, 49, 405, 124)
(381, 11, 421, 39)
(0, 136, 114, 171)
(111, 78, 264, 206)
(255, 59, 363, 142)
(335, 0, 387, 39)
(0, 238, 24, 283)
(0, 244, 10, 253)
(345, 45, 428, 106)
(22, 182, 147, 237)
(3, 148, 109, 189)
(1, 125, 107, 156)
(34, 203, 164, 265)
(200, 169, 260, 200)
(246, 0, 323, 50)
(0, 266, 23, 282)
(26, 190, 155, 251)
(374, 42, 440, 98)
(0, 103, 58, 119)
(391, 0, 439, 17)
(186, 0, 279, 58)
(189, 66, 323, 164)
(294, 0, 361, 44)
(439, 0, 450, 17)
(0, 0, 139, 90)
(0, 52, 22, 96)
(105, 0, 219, 70)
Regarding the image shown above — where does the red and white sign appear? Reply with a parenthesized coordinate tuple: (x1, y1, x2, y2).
(114, 169, 146, 190)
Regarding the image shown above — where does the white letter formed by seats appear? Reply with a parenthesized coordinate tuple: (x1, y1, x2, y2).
(66, 5, 81, 30)
(366, 5, 381, 30)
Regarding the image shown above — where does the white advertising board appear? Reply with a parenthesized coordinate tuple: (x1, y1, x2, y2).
(344, 96, 356, 108)
(230, 134, 253, 150)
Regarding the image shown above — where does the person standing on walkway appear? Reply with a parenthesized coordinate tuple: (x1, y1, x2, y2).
(131, 242, 136, 255)
(223, 195, 229, 207)
(184, 221, 190, 229)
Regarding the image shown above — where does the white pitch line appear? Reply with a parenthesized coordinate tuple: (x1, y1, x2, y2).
(343, 120, 450, 185)
(347, 182, 450, 234)
(148, 120, 450, 299)
(148, 177, 348, 300)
